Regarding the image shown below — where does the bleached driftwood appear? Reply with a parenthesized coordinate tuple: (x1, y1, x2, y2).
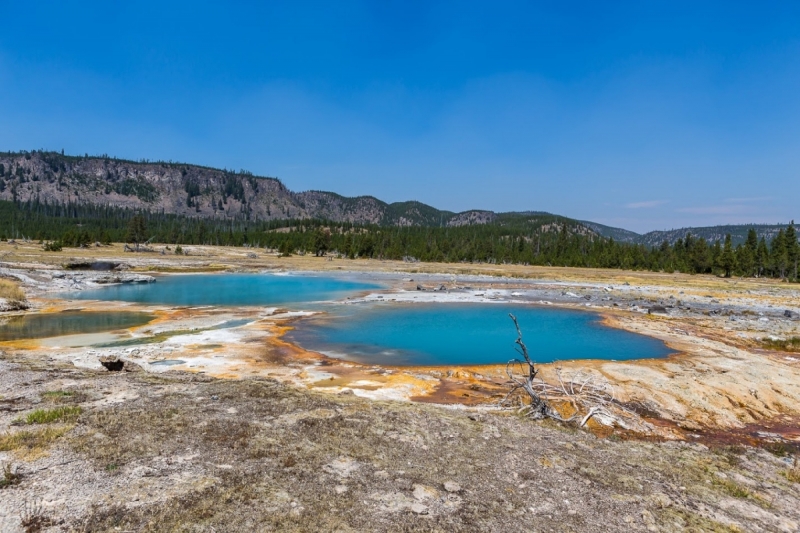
(501, 313, 644, 429)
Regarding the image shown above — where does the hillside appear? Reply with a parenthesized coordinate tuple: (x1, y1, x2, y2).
(0, 151, 581, 232)
(579, 221, 641, 243)
(0, 151, 795, 249)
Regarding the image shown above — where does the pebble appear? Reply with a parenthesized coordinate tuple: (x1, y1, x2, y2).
(410, 503, 428, 514)
(443, 481, 461, 493)
(412, 484, 438, 501)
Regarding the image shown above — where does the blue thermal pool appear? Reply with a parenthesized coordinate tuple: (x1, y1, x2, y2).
(63, 273, 382, 306)
(287, 304, 673, 366)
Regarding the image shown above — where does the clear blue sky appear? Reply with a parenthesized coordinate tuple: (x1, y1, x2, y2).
(1, 1, 798, 233)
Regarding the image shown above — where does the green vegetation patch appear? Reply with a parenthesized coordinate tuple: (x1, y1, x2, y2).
(113, 177, 159, 203)
(761, 337, 800, 353)
(20, 406, 82, 425)
(41, 389, 89, 404)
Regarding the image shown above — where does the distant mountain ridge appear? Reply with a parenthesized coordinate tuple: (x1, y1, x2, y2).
(0, 150, 794, 245)
(586, 223, 794, 247)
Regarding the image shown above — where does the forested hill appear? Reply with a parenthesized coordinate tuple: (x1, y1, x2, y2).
(0, 151, 794, 249)
(635, 225, 791, 248)
(0, 151, 572, 230)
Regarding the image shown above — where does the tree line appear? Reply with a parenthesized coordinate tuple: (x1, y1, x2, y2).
(1, 199, 797, 281)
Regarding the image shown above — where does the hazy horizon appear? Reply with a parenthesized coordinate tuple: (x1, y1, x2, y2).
(2, 1, 799, 233)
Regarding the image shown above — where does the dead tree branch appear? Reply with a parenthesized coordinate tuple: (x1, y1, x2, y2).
(500, 313, 644, 429)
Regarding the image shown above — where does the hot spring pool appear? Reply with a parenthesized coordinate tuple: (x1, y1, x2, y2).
(287, 303, 672, 366)
(63, 273, 382, 306)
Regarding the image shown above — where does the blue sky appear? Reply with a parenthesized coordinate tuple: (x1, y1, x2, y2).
(1, 1, 798, 232)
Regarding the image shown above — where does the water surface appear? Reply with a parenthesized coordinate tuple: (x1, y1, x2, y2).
(288, 304, 672, 366)
(65, 273, 381, 307)
(0, 311, 153, 341)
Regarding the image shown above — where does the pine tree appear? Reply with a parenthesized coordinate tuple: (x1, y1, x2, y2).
(739, 228, 758, 276)
(756, 237, 769, 277)
(125, 214, 148, 250)
(313, 227, 331, 257)
(771, 229, 789, 279)
(786, 221, 799, 281)
(720, 234, 735, 278)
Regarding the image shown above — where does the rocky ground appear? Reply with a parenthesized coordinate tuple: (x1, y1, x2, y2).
(1, 356, 799, 533)
(1, 242, 800, 531)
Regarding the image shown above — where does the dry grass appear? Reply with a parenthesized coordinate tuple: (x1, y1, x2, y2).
(0, 278, 25, 301)
(0, 462, 21, 488)
(20, 500, 54, 533)
(0, 426, 72, 459)
(784, 458, 800, 483)
(714, 477, 751, 499)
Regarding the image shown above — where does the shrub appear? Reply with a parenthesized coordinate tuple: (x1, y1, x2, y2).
(43, 240, 63, 252)
(0, 463, 21, 489)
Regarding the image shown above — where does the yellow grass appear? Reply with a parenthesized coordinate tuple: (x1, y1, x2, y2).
(0, 426, 72, 460)
(0, 278, 25, 301)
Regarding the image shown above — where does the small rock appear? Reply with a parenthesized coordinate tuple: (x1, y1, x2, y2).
(410, 503, 428, 514)
(412, 484, 438, 501)
(334, 485, 348, 494)
(324, 457, 360, 478)
(443, 481, 461, 493)
(394, 478, 412, 490)
(650, 492, 672, 508)
(642, 509, 657, 531)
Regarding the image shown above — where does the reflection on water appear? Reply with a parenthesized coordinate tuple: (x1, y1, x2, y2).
(0, 311, 153, 341)
(288, 303, 673, 366)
